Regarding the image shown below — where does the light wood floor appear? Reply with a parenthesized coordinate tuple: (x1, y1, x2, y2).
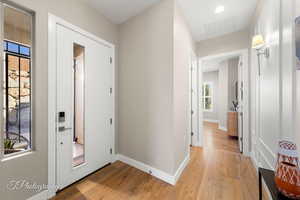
(53, 122, 266, 200)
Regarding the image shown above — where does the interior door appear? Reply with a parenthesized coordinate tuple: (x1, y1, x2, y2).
(238, 56, 243, 153)
(56, 24, 113, 190)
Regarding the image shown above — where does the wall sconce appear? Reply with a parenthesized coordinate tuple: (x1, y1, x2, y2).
(252, 34, 269, 58)
(252, 34, 269, 75)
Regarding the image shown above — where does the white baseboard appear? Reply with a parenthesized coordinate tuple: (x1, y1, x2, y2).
(117, 154, 174, 185)
(250, 151, 258, 172)
(116, 154, 189, 185)
(203, 119, 219, 123)
(111, 154, 118, 163)
(258, 139, 276, 170)
(218, 126, 227, 131)
(47, 189, 56, 199)
(27, 190, 48, 200)
(46, 154, 190, 199)
(174, 155, 190, 184)
(192, 141, 202, 147)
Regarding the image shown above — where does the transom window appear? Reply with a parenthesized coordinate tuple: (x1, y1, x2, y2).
(4, 41, 31, 56)
(1, 3, 33, 156)
(202, 82, 213, 112)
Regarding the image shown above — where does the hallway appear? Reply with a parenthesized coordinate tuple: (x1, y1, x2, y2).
(52, 122, 266, 200)
(198, 122, 265, 199)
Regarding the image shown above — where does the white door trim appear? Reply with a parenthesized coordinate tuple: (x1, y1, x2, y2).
(189, 50, 201, 147)
(198, 49, 250, 156)
(48, 13, 116, 198)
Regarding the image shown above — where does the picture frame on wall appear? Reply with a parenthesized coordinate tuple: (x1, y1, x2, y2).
(295, 16, 300, 70)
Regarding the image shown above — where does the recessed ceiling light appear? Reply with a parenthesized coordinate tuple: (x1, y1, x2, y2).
(215, 5, 225, 14)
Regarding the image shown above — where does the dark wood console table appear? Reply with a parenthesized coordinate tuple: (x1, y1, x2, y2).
(259, 168, 293, 200)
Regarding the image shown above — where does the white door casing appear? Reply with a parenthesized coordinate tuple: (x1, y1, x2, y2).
(198, 49, 249, 155)
(190, 52, 200, 146)
(198, 60, 204, 147)
(238, 56, 244, 153)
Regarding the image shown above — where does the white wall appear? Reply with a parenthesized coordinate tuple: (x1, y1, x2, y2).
(173, 1, 196, 172)
(218, 61, 229, 130)
(119, 0, 195, 176)
(295, 0, 300, 153)
(203, 71, 219, 121)
(252, 0, 280, 170)
(281, 0, 297, 142)
(249, 0, 300, 170)
(119, 0, 175, 174)
(197, 30, 249, 58)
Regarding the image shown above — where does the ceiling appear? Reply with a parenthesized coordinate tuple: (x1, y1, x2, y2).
(202, 63, 219, 73)
(177, 0, 257, 41)
(82, 0, 160, 24)
(82, 0, 257, 41)
(202, 55, 239, 72)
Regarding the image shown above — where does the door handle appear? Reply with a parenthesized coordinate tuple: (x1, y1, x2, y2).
(58, 126, 73, 132)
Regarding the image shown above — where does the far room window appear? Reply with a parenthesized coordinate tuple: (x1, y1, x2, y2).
(202, 82, 213, 112)
(1, 3, 33, 156)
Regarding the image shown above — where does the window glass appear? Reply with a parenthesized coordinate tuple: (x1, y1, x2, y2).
(73, 43, 85, 167)
(205, 97, 212, 110)
(7, 42, 19, 53)
(202, 83, 213, 112)
(3, 5, 32, 155)
(20, 46, 30, 56)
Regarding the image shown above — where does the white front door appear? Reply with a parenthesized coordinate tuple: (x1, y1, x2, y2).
(56, 24, 113, 190)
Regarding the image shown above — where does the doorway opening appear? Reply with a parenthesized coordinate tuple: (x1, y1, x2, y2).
(197, 49, 249, 155)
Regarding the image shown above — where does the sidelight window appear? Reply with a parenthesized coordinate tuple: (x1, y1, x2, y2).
(1, 4, 33, 156)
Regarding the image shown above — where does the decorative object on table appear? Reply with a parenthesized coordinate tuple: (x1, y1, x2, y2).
(275, 140, 300, 199)
(232, 101, 238, 112)
(295, 16, 300, 70)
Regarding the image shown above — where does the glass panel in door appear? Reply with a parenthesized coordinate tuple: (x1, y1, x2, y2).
(72, 43, 85, 167)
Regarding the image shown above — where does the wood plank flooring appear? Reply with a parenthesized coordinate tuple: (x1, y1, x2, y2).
(52, 122, 266, 200)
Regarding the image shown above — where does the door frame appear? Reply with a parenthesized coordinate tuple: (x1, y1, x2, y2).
(189, 50, 201, 147)
(198, 49, 249, 156)
(237, 55, 244, 153)
(48, 14, 116, 198)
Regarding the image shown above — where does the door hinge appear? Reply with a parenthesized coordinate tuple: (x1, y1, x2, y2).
(191, 132, 194, 136)
(110, 118, 113, 125)
(73, 59, 76, 70)
(191, 110, 194, 115)
(110, 57, 113, 64)
(110, 148, 113, 154)
(110, 87, 113, 94)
